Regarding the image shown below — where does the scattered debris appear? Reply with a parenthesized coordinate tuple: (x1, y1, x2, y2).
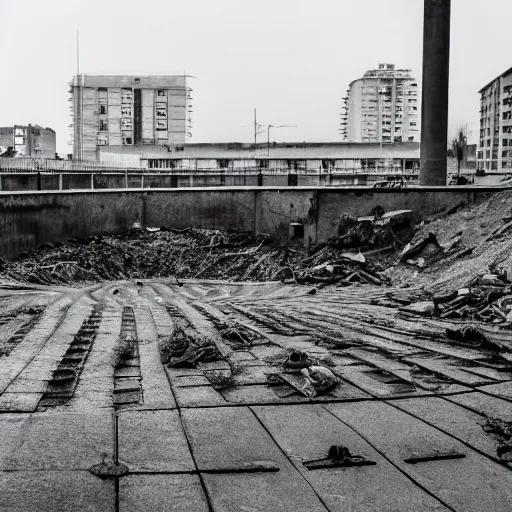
(303, 445, 376, 470)
(284, 350, 313, 371)
(0, 227, 392, 287)
(159, 323, 221, 368)
(300, 365, 338, 397)
(483, 418, 512, 463)
(400, 301, 436, 317)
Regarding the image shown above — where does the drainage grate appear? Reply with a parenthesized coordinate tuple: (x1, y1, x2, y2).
(0, 308, 44, 358)
(113, 307, 142, 408)
(39, 305, 102, 407)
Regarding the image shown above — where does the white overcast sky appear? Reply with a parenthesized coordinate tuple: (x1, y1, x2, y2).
(1, 0, 510, 154)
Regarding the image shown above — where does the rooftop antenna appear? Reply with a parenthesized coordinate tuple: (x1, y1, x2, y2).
(76, 30, 83, 160)
(76, 30, 80, 78)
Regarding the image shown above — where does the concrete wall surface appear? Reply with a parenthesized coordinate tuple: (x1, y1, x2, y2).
(0, 187, 501, 260)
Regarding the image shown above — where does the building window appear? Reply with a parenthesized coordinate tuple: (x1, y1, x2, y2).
(504, 112, 512, 120)
(99, 105, 107, 115)
(486, 150, 491, 159)
(99, 120, 108, 131)
(156, 104, 167, 117)
(492, 161, 498, 170)
(487, 139, 491, 147)
(217, 159, 230, 169)
(156, 120, 167, 129)
(156, 130, 168, 140)
(410, 121, 417, 127)
(121, 119, 133, 131)
(408, 136, 414, 141)
(157, 90, 166, 97)
(504, 139, 510, 147)
(97, 133, 108, 146)
(121, 88, 133, 102)
(121, 106, 132, 116)
(477, 151, 483, 159)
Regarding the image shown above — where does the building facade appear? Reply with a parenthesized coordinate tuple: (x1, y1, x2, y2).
(70, 75, 190, 161)
(341, 64, 420, 144)
(0, 125, 56, 158)
(477, 67, 512, 172)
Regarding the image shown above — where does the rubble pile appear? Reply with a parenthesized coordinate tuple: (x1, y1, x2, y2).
(387, 190, 512, 294)
(0, 215, 403, 286)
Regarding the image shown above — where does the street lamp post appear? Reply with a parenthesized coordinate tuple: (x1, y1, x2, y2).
(267, 124, 298, 157)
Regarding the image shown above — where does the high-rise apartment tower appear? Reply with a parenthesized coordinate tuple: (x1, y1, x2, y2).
(70, 75, 190, 160)
(341, 64, 419, 144)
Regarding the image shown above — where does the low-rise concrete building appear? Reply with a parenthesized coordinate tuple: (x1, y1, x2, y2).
(0, 125, 56, 158)
(97, 141, 420, 176)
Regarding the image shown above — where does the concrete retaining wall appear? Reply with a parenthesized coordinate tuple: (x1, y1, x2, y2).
(0, 187, 500, 260)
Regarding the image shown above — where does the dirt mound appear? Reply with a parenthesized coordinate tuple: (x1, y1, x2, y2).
(385, 190, 512, 294)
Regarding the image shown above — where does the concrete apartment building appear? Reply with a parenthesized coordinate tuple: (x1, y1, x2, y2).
(341, 64, 420, 144)
(70, 75, 190, 161)
(477, 66, 512, 172)
(0, 125, 56, 158)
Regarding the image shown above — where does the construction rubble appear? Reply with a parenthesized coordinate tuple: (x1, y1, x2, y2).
(0, 210, 411, 287)
(2, 190, 512, 307)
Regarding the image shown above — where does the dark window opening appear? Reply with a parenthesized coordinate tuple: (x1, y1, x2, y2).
(218, 159, 230, 169)
(289, 223, 304, 239)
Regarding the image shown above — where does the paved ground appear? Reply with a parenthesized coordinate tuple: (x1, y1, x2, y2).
(1, 280, 512, 511)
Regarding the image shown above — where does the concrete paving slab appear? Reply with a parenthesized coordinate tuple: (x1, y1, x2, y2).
(0, 392, 42, 412)
(0, 470, 115, 512)
(119, 474, 208, 512)
(5, 377, 49, 393)
(118, 410, 194, 472)
(173, 385, 228, 408)
(334, 365, 422, 398)
(0, 414, 30, 469)
(253, 404, 449, 512)
(327, 401, 512, 511)
(392, 396, 502, 461)
(447, 391, 512, 422)
(182, 406, 288, 471)
(5, 411, 114, 470)
(405, 356, 494, 386)
(477, 381, 512, 401)
(221, 385, 282, 404)
(174, 375, 211, 387)
(203, 472, 328, 512)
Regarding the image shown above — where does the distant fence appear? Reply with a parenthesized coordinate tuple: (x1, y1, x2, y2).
(0, 170, 419, 192)
(0, 157, 136, 173)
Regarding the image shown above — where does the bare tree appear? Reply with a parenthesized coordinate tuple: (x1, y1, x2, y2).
(452, 125, 468, 175)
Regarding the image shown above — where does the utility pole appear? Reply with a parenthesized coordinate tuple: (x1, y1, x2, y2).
(420, 0, 451, 186)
